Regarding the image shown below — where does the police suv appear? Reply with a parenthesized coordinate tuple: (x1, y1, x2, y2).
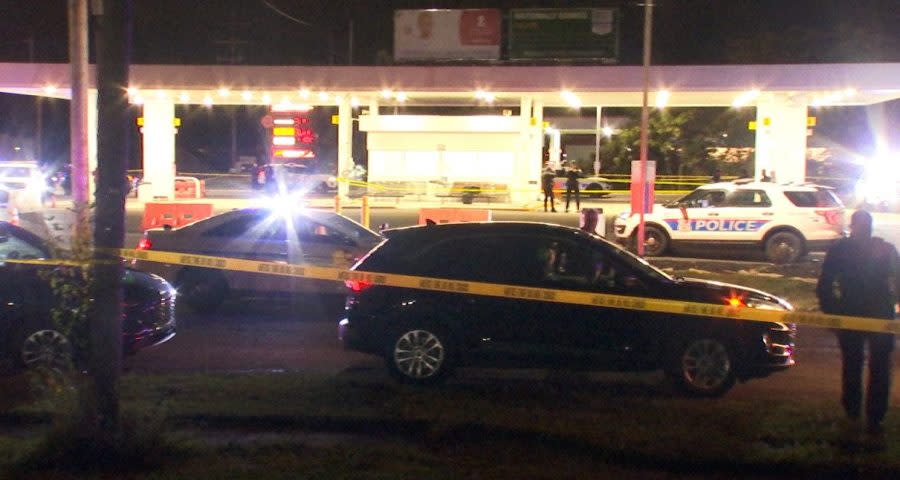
(614, 180, 845, 263)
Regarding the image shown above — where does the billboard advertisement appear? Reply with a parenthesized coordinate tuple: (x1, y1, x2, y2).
(394, 9, 501, 61)
(509, 8, 619, 62)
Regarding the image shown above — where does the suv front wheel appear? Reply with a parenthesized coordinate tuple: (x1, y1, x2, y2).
(386, 327, 453, 385)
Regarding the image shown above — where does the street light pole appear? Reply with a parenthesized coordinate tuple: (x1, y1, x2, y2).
(637, 1, 654, 256)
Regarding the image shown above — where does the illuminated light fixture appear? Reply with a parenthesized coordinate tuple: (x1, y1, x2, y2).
(241, 90, 252, 101)
(298, 88, 310, 99)
(395, 91, 408, 102)
(273, 118, 294, 125)
(350, 96, 360, 107)
(155, 90, 168, 99)
(271, 103, 312, 112)
(127, 87, 139, 96)
(276, 149, 314, 158)
(475, 90, 495, 103)
(43, 85, 57, 94)
(811, 87, 858, 107)
(217, 87, 231, 97)
(272, 136, 296, 146)
(655, 90, 670, 109)
(732, 89, 760, 108)
(262, 93, 272, 104)
(560, 90, 581, 108)
(202, 95, 213, 106)
(602, 126, 614, 137)
(179, 92, 190, 102)
(380, 89, 393, 99)
(132, 95, 145, 105)
(318, 91, 329, 101)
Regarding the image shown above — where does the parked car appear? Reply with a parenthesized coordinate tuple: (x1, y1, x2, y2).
(614, 180, 845, 263)
(133, 207, 383, 311)
(0, 221, 176, 372)
(340, 222, 795, 397)
(0, 161, 47, 210)
(552, 174, 614, 198)
(251, 162, 337, 195)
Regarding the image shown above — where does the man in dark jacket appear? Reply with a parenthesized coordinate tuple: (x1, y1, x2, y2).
(541, 165, 556, 212)
(816, 209, 899, 446)
(564, 166, 581, 212)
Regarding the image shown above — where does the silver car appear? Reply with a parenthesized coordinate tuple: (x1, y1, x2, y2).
(133, 207, 382, 311)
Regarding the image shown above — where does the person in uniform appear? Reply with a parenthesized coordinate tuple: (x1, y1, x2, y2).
(816, 209, 899, 448)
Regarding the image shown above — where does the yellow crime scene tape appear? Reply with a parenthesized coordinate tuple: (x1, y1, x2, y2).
(10, 249, 896, 335)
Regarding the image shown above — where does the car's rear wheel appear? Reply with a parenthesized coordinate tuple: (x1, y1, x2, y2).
(667, 337, 736, 397)
(20, 329, 73, 371)
(634, 225, 669, 256)
(178, 269, 228, 312)
(764, 231, 804, 264)
(386, 327, 453, 385)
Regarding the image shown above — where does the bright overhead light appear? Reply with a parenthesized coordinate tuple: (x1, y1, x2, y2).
(318, 91, 330, 101)
(203, 95, 213, 106)
(655, 90, 670, 109)
(43, 85, 57, 94)
(602, 126, 614, 137)
(262, 93, 272, 104)
(241, 90, 252, 100)
(350, 96, 360, 107)
(179, 92, 190, 102)
(155, 90, 168, 99)
(395, 92, 408, 102)
(380, 89, 393, 99)
(732, 89, 760, 108)
(132, 95, 145, 105)
(127, 87, 139, 96)
(811, 87, 858, 107)
(560, 90, 581, 108)
(298, 88, 310, 99)
(217, 87, 231, 97)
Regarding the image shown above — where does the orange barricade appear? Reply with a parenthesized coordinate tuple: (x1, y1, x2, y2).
(174, 178, 206, 199)
(418, 208, 492, 225)
(142, 202, 213, 230)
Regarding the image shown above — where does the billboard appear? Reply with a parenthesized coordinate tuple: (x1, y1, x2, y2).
(509, 8, 619, 62)
(394, 9, 501, 61)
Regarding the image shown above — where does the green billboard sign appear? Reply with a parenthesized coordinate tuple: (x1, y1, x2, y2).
(509, 8, 619, 62)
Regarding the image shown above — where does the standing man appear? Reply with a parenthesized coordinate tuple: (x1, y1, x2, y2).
(541, 164, 556, 213)
(816, 209, 899, 446)
(564, 166, 581, 213)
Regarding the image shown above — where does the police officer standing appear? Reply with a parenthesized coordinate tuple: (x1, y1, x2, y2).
(564, 166, 581, 213)
(541, 165, 556, 213)
(816, 209, 899, 448)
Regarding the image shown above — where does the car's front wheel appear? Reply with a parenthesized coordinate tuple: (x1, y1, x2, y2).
(20, 329, 73, 371)
(633, 225, 669, 256)
(667, 337, 736, 397)
(385, 327, 453, 385)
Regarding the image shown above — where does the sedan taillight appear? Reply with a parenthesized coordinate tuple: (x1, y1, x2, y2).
(137, 237, 152, 250)
(344, 279, 373, 293)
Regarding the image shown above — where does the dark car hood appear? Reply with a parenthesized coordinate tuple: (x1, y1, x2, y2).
(671, 277, 792, 310)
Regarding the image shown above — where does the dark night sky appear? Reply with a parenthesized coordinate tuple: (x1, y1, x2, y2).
(1, 0, 899, 168)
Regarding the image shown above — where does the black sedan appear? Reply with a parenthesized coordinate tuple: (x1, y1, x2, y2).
(340, 222, 795, 397)
(1, 221, 176, 371)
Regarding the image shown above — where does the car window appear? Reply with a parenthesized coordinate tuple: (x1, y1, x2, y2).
(414, 235, 546, 284)
(783, 189, 842, 207)
(295, 218, 350, 245)
(724, 189, 771, 207)
(308, 214, 381, 244)
(204, 212, 286, 241)
(536, 238, 593, 288)
(679, 189, 726, 208)
(0, 231, 47, 262)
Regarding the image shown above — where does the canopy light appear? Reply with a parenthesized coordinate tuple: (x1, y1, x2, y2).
(655, 90, 670, 109)
(561, 90, 581, 108)
(732, 89, 760, 108)
(811, 88, 857, 107)
(217, 88, 231, 97)
(298, 89, 310, 99)
(380, 89, 393, 99)
(241, 90, 253, 100)
(43, 85, 57, 94)
(395, 92, 408, 102)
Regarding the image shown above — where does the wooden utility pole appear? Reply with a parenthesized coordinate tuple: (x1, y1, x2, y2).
(90, 0, 130, 437)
